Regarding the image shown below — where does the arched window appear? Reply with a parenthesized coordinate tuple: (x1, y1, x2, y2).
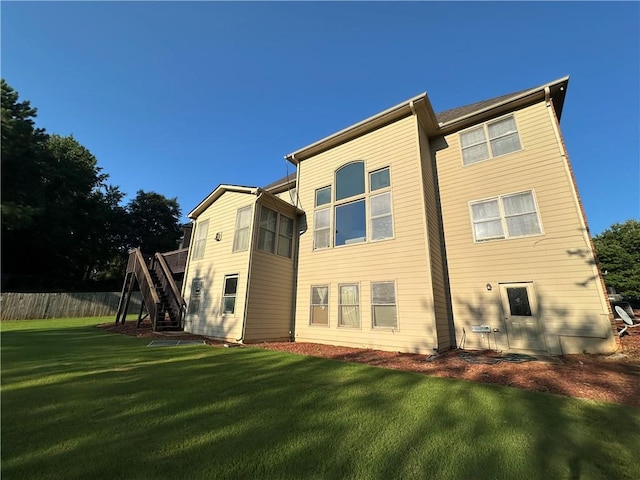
(335, 161, 366, 246)
(312, 161, 394, 250)
(335, 162, 365, 201)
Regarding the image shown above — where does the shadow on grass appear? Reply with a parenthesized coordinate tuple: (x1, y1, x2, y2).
(2, 319, 639, 479)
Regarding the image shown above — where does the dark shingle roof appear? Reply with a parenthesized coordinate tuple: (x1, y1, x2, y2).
(435, 87, 533, 125)
(263, 172, 296, 191)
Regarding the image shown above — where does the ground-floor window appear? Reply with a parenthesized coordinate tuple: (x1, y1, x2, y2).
(310, 285, 329, 326)
(222, 274, 238, 314)
(371, 281, 397, 328)
(338, 284, 360, 327)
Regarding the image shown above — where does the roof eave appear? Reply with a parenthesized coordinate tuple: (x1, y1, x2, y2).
(188, 185, 258, 219)
(285, 93, 437, 164)
(438, 76, 570, 134)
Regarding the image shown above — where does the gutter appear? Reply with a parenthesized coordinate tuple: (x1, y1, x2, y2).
(437, 76, 570, 132)
(285, 93, 428, 164)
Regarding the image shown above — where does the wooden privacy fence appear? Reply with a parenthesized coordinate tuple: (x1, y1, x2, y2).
(1, 292, 143, 320)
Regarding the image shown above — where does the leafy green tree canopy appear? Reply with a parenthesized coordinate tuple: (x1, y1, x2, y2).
(1, 79, 49, 230)
(126, 190, 183, 255)
(593, 219, 640, 301)
(1, 79, 183, 291)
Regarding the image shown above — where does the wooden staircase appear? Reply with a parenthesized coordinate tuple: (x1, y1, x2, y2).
(115, 248, 187, 332)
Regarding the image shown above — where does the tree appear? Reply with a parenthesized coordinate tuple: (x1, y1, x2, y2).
(125, 190, 183, 255)
(1, 79, 49, 231)
(1, 79, 183, 291)
(593, 220, 640, 301)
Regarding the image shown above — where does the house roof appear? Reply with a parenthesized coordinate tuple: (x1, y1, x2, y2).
(263, 172, 296, 193)
(435, 88, 533, 125)
(188, 182, 304, 220)
(188, 184, 258, 219)
(285, 76, 569, 164)
(434, 76, 569, 132)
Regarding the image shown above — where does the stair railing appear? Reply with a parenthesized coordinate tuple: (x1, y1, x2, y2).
(132, 248, 161, 330)
(152, 252, 187, 329)
(160, 248, 189, 274)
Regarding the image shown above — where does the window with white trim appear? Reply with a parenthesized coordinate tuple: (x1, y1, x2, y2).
(470, 191, 542, 242)
(315, 186, 331, 207)
(192, 220, 209, 260)
(232, 206, 252, 252)
(370, 192, 393, 241)
(338, 284, 360, 328)
(310, 285, 329, 326)
(460, 115, 522, 165)
(312, 164, 394, 250)
(222, 274, 238, 314)
(371, 281, 397, 329)
(314, 208, 331, 250)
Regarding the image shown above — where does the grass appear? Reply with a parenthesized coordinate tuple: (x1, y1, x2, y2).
(2, 318, 639, 480)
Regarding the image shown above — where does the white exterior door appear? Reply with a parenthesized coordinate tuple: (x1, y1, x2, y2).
(499, 282, 545, 352)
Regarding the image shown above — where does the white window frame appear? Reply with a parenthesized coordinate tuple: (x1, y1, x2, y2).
(313, 208, 331, 250)
(310, 285, 329, 326)
(315, 185, 332, 207)
(460, 114, 523, 166)
(369, 191, 394, 242)
(371, 281, 398, 329)
(369, 166, 391, 192)
(469, 190, 543, 242)
(338, 283, 360, 328)
(191, 219, 209, 260)
(221, 274, 239, 315)
(312, 163, 396, 251)
(232, 205, 252, 253)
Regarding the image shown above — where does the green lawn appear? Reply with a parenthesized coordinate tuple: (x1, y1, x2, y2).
(2, 318, 639, 480)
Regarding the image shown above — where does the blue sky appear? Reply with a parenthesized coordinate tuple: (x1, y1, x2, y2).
(2, 1, 638, 234)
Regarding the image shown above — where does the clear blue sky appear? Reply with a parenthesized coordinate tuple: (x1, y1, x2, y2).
(2, 1, 638, 234)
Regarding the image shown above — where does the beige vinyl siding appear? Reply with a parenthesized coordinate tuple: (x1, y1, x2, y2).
(435, 102, 615, 354)
(182, 191, 254, 341)
(294, 116, 439, 354)
(275, 189, 297, 206)
(244, 195, 297, 342)
(417, 123, 453, 351)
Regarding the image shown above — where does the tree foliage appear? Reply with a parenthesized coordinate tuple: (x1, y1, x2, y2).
(1, 79, 183, 291)
(126, 190, 183, 255)
(593, 219, 640, 301)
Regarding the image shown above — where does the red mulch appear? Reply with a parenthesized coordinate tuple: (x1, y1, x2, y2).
(98, 318, 640, 407)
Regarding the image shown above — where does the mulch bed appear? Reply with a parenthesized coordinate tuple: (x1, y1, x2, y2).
(98, 319, 640, 407)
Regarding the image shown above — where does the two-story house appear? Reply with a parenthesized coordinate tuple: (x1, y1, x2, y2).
(178, 76, 617, 356)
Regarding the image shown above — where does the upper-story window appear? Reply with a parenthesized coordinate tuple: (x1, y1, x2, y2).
(191, 219, 209, 260)
(335, 162, 365, 200)
(470, 190, 542, 242)
(257, 205, 294, 258)
(232, 206, 252, 252)
(460, 115, 522, 166)
(313, 162, 394, 250)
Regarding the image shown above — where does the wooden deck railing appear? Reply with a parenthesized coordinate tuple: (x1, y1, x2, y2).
(161, 248, 189, 274)
(152, 252, 186, 329)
